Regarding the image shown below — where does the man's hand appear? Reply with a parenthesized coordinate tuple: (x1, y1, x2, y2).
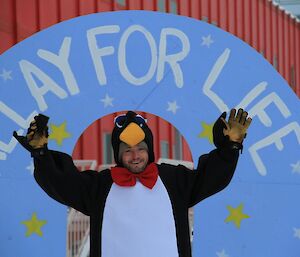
(13, 114, 49, 152)
(26, 119, 48, 149)
(221, 108, 252, 143)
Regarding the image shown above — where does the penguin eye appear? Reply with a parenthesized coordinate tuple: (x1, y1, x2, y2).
(114, 114, 147, 128)
(135, 115, 147, 127)
(114, 115, 127, 128)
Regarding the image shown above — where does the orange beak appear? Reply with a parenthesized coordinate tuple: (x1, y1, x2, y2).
(119, 122, 145, 147)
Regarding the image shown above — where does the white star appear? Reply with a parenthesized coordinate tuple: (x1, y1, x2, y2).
(167, 101, 180, 114)
(294, 228, 300, 239)
(201, 34, 214, 47)
(26, 161, 34, 175)
(100, 94, 114, 107)
(216, 249, 229, 257)
(0, 69, 13, 81)
(291, 161, 300, 174)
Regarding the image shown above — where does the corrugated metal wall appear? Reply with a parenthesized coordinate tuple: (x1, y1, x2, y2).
(1, 0, 299, 94)
(1, 0, 299, 165)
(72, 112, 193, 167)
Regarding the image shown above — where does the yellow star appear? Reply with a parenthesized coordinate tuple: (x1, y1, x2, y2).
(225, 203, 250, 228)
(198, 121, 214, 144)
(48, 121, 71, 146)
(21, 212, 47, 237)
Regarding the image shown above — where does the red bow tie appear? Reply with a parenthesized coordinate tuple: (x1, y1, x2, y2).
(111, 162, 158, 189)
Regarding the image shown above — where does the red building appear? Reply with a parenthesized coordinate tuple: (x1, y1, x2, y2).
(1, 1, 299, 256)
(72, 112, 193, 170)
(1, 0, 299, 166)
(1, 0, 300, 165)
(1, 0, 299, 95)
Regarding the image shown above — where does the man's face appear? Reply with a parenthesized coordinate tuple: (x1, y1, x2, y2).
(121, 142, 149, 173)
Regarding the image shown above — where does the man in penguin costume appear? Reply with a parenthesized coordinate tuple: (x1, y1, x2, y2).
(14, 109, 252, 257)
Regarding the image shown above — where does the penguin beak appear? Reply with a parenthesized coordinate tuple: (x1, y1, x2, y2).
(119, 122, 145, 147)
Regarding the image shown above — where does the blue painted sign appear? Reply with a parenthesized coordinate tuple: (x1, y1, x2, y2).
(0, 11, 299, 257)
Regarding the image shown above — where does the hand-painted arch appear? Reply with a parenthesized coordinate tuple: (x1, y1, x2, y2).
(0, 11, 299, 257)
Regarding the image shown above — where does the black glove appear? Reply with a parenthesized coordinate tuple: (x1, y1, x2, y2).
(213, 111, 243, 152)
(13, 114, 49, 156)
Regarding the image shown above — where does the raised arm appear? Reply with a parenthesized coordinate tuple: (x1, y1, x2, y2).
(33, 150, 98, 216)
(14, 115, 98, 215)
(190, 108, 252, 206)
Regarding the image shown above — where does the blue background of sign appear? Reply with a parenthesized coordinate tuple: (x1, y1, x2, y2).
(0, 11, 299, 257)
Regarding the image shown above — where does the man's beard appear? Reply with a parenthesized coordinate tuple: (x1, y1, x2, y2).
(123, 161, 148, 174)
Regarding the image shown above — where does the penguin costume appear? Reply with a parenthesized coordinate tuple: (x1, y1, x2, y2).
(14, 110, 245, 257)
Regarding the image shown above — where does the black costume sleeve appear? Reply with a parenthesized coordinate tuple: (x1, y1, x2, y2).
(159, 145, 239, 208)
(188, 146, 239, 207)
(33, 150, 99, 216)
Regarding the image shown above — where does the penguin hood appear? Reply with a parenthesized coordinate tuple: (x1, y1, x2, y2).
(111, 111, 154, 166)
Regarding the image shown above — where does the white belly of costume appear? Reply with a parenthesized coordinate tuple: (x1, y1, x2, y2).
(102, 177, 178, 257)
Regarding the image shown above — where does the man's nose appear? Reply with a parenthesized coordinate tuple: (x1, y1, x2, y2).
(132, 150, 139, 160)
